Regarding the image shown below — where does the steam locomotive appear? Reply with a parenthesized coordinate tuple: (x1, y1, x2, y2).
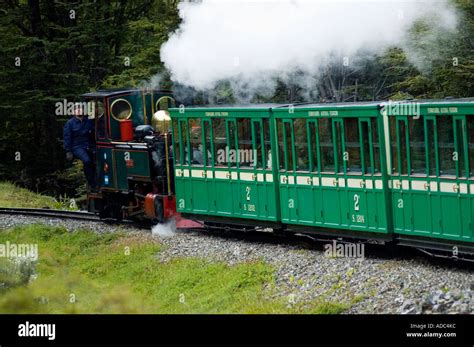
(84, 88, 179, 223)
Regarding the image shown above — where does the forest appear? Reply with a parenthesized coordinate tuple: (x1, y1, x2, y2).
(0, 0, 473, 198)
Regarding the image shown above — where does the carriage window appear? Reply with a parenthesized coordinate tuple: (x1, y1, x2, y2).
(319, 118, 334, 172)
(437, 116, 456, 176)
(371, 118, 381, 173)
(213, 118, 226, 167)
(294, 119, 309, 171)
(179, 120, 189, 165)
(335, 121, 344, 173)
(468, 117, 474, 177)
(284, 122, 295, 171)
(361, 121, 371, 174)
(455, 119, 467, 177)
(391, 118, 408, 175)
(277, 120, 285, 170)
(237, 118, 252, 168)
(390, 117, 398, 174)
(344, 118, 361, 173)
(426, 119, 436, 175)
(252, 121, 263, 168)
(172, 119, 180, 164)
(309, 121, 319, 172)
(189, 119, 202, 165)
(409, 117, 426, 175)
(398, 119, 408, 175)
(203, 120, 212, 166)
(263, 119, 272, 169)
(228, 120, 237, 167)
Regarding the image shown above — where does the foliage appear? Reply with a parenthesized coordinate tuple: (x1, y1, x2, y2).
(0, 181, 75, 209)
(0, 0, 473, 197)
(0, 1, 180, 195)
(0, 225, 348, 313)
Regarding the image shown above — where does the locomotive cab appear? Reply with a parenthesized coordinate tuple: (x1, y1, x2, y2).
(83, 88, 177, 223)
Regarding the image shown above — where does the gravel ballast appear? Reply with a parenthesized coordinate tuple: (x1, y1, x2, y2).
(1, 214, 472, 314)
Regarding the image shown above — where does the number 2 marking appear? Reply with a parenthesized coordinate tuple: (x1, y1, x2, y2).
(246, 186, 251, 201)
(354, 194, 360, 211)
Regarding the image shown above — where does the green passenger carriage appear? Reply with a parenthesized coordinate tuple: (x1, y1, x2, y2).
(170, 99, 474, 259)
(171, 106, 281, 226)
(272, 103, 390, 237)
(387, 100, 474, 250)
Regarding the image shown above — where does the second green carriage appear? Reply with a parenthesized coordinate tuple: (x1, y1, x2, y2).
(170, 99, 474, 256)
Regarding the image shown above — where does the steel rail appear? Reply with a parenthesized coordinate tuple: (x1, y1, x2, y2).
(0, 207, 100, 222)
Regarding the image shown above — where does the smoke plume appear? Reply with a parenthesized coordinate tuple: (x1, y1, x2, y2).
(160, 0, 458, 101)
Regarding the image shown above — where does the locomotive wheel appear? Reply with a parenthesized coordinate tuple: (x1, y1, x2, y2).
(99, 194, 123, 221)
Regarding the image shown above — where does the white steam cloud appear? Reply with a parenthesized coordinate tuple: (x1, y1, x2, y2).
(152, 218, 177, 238)
(160, 0, 458, 100)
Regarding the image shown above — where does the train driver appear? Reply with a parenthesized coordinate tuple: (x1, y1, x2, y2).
(63, 103, 96, 190)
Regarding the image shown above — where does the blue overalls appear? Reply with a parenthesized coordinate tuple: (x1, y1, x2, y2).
(63, 117, 96, 188)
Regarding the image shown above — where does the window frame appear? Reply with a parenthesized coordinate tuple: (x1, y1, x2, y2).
(359, 118, 375, 175)
(307, 119, 320, 173)
(110, 98, 132, 121)
(177, 118, 190, 166)
(437, 115, 457, 177)
(391, 116, 410, 176)
(424, 116, 439, 177)
(227, 119, 238, 168)
(453, 115, 469, 178)
(342, 117, 363, 175)
(332, 118, 345, 174)
(318, 117, 335, 173)
(202, 118, 213, 167)
(408, 115, 427, 176)
(282, 119, 296, 172)
(251, 118, 266, 170)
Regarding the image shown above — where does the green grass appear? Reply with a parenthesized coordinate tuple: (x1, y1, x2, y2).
(0, 182, 75, 209)
(0, 225, 348, 314)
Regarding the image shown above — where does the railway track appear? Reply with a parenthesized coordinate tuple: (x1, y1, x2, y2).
(0, 207, 100, 222)
(1, 207, 472, 264)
